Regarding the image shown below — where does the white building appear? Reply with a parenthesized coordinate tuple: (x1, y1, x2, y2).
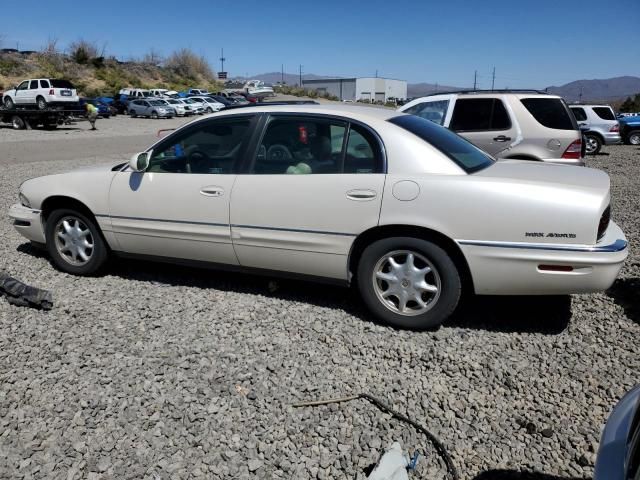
(302, 77, 407, 102)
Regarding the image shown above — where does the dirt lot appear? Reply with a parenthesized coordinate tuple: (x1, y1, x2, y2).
(0, 117, 638, 480)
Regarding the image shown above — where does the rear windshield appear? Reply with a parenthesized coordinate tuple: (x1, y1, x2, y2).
(51, 79, 74, 89)
(520, 98, 577, 130)
(389, 114, 494, 173)
(593, 107, 616, 120)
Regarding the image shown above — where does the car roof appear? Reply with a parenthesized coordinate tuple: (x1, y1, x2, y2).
(211, 104, 401, 122)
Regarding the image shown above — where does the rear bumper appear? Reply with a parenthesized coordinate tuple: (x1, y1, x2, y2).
(9, 204, 45, 244)
(458, 221, 628, 295)
(602, 132, 622, 145)
(539, 157, 586, 167)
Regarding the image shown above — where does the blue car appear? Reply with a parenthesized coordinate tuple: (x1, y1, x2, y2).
(80, 98, 111, 118)
(619, 115, 640, 145)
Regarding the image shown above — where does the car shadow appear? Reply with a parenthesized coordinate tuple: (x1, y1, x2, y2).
(606, 277, 640, 324)
(471, 470, 587, 480)
(17, 242, 572, 334)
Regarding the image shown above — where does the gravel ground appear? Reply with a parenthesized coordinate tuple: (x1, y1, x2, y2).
(0, 134, 638, 480)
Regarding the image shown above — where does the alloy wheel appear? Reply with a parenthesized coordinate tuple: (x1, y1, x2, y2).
(585, 137, 599, 153)
(630, 133, 640, 145)
(54, 216, 94, 266)
(372, 250, 441, 316)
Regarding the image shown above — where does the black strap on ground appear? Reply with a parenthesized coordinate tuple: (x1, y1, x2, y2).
(0, 272, 53, 310)
(292, 393, 460, 480)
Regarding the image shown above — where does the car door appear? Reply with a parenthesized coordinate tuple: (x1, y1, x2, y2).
(108, 115, 257, 264)
(230, 114, 385, 280)
(14, 81, 29, 104)
(570, 106, 589, 129)
(449, 97, 517, 157)
(26, 80, 39, 104)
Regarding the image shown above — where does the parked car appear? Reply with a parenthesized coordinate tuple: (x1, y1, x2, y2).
(618, 115, 640, 145)
(399, 90, 585, 165)
(187, 88, 209, 96)
(3, 79, 79, 110)
(593, 384, 640, 480)
(188, 96, 225, 113)
(119, 88, 150, 98)
(163, 98, 193, 116)
(179, 98, 205, 115)
(128, 99, 175, 119)
(208, 94, 233, 107)
(8, 105, 627, 330)
(569, 104, 621, 154)
(220, 91, 249, 105)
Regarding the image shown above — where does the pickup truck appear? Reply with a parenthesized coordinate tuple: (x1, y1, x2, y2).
(619, 114, 640, 145)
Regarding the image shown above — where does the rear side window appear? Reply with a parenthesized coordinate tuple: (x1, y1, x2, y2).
(404, 100, 449, 126)
(51, 80, 74, 89)
(450, 98, 511, 131)
(39, 80, 50, 88)
(389, 114, 494, 173)
(344, 125, 381, 173)
(570, 107, 587, 121)
(593, 107, 616, 120)
(29, 80, 38, 89)
(521, 98, 576, 130)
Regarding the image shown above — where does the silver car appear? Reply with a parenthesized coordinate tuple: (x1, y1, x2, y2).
(128, 99, 175, 119)
(399, 91, 585, 166)
(9, 105, 627, 330)
(570, 104, 622, 155)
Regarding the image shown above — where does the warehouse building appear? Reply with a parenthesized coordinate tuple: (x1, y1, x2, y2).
(302, 77, 407, 102)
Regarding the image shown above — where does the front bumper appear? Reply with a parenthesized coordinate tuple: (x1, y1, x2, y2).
(9, 204, 45, 244)
(458, 221, 628, 295)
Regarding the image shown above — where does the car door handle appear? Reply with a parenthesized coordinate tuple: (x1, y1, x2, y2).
(493, 135, 511, 142)
(200, 186, 224, 197)
(346, 189, 377, 201)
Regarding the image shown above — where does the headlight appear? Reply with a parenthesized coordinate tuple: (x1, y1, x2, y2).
(19, 192, 31, 208)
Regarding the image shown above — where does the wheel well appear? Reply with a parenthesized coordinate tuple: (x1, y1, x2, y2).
(584, 131, 604, 142)
(41, 196, 96, 224)
(348, 225, 475, 294)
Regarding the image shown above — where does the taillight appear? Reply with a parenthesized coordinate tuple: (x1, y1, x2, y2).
(49, 89, 54, 95)
(610, 124, 619, 132)
(597, 205, 610, 241)
(562, 138, 582, 159)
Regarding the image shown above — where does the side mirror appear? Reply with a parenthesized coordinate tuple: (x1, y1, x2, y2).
(129, 151, 150, 172)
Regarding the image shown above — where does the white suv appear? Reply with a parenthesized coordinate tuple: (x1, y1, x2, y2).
(3, 79, 79, 110)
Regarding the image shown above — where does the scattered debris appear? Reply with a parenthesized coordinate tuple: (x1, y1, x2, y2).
(0, 272, 53, 310)
(367, 442, 417, 480)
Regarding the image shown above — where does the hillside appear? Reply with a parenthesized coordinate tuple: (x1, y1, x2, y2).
(0, 47, 223, 97)
(546, 76, 640, 102)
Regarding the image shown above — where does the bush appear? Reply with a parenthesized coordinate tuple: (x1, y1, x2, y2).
(69, 39, 99, 65)
(165, 48, 214, 81)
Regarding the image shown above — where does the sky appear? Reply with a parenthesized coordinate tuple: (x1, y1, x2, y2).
(1, 0, 638, 88)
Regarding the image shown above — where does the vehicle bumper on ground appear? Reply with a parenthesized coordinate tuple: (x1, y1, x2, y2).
(458, 221, 628, 295)
(593, 384, 640, 480)
(603, 132, 622, 145)
(9, 204, 45, 244)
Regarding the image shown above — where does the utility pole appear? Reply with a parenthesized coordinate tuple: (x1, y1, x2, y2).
(435, 82, 438, 93)
(491, 67, 496, 91)
(375, 69, 378, 78)
(281, 64, 284, 84)
(579, 85, 583, 102)
(473, 70, 477, 90)
(219, 48, 225, 73)
(299, 64, 303, 87)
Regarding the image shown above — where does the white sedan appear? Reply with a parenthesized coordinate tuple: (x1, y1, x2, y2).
(9, 105, 628, 329)
(188, 96, 225, 113)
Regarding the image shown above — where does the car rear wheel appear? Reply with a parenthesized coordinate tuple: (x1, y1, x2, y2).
(46, 209, 108, 275)
(36, 96, 48, 110)
(357, 237, 461, 330)
(628, 130, 640, 145)
(4, 97, 15, 109)
(585, 134, 602, 155)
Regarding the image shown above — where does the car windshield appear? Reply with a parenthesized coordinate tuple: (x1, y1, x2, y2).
(389, 114, 494, 173)
(149, 100, 164, 106)
(51, 79, 74, 89)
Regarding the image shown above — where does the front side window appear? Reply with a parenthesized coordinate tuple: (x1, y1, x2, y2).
(450, 98, 511, 131)
(390, 114, 494, 173)
(520, 97, 577, 130)
(17, 81, 28, 90)
(147, 117, 253, 174)
(593, 107, 616, 120)
(404, 100, 449, 126)
(253, 117, 347, 174)
(570, 107, 587, 121)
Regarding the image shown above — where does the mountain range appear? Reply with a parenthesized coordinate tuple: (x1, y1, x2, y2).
(245, 73, 640, 102)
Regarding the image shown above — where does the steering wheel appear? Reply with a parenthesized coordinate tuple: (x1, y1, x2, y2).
(186, 149, 211, 173)
(266, 144, 292, 162)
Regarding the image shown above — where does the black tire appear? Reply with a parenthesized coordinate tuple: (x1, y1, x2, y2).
(45, 208, 108, 275)
(206, 107, 213, 114)
(4, 96, 15, 109)
(628, 130, 640, 146)
(151, 111, 158, 119)
(11, 115, 25, 130)
(129, 109, 137, 118)
(584, 134, 602, 155)
(36, 96, 48, 110)
(357, 237, 461, 330)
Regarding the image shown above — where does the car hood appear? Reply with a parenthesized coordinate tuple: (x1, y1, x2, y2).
(475, 159, 609, 193)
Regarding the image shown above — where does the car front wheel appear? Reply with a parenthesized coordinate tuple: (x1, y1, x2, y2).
(45, 209, 108, 275)
(628, 130, 640, 145)
(357, 237, 461, 330)
(4, 97, 15, 109)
